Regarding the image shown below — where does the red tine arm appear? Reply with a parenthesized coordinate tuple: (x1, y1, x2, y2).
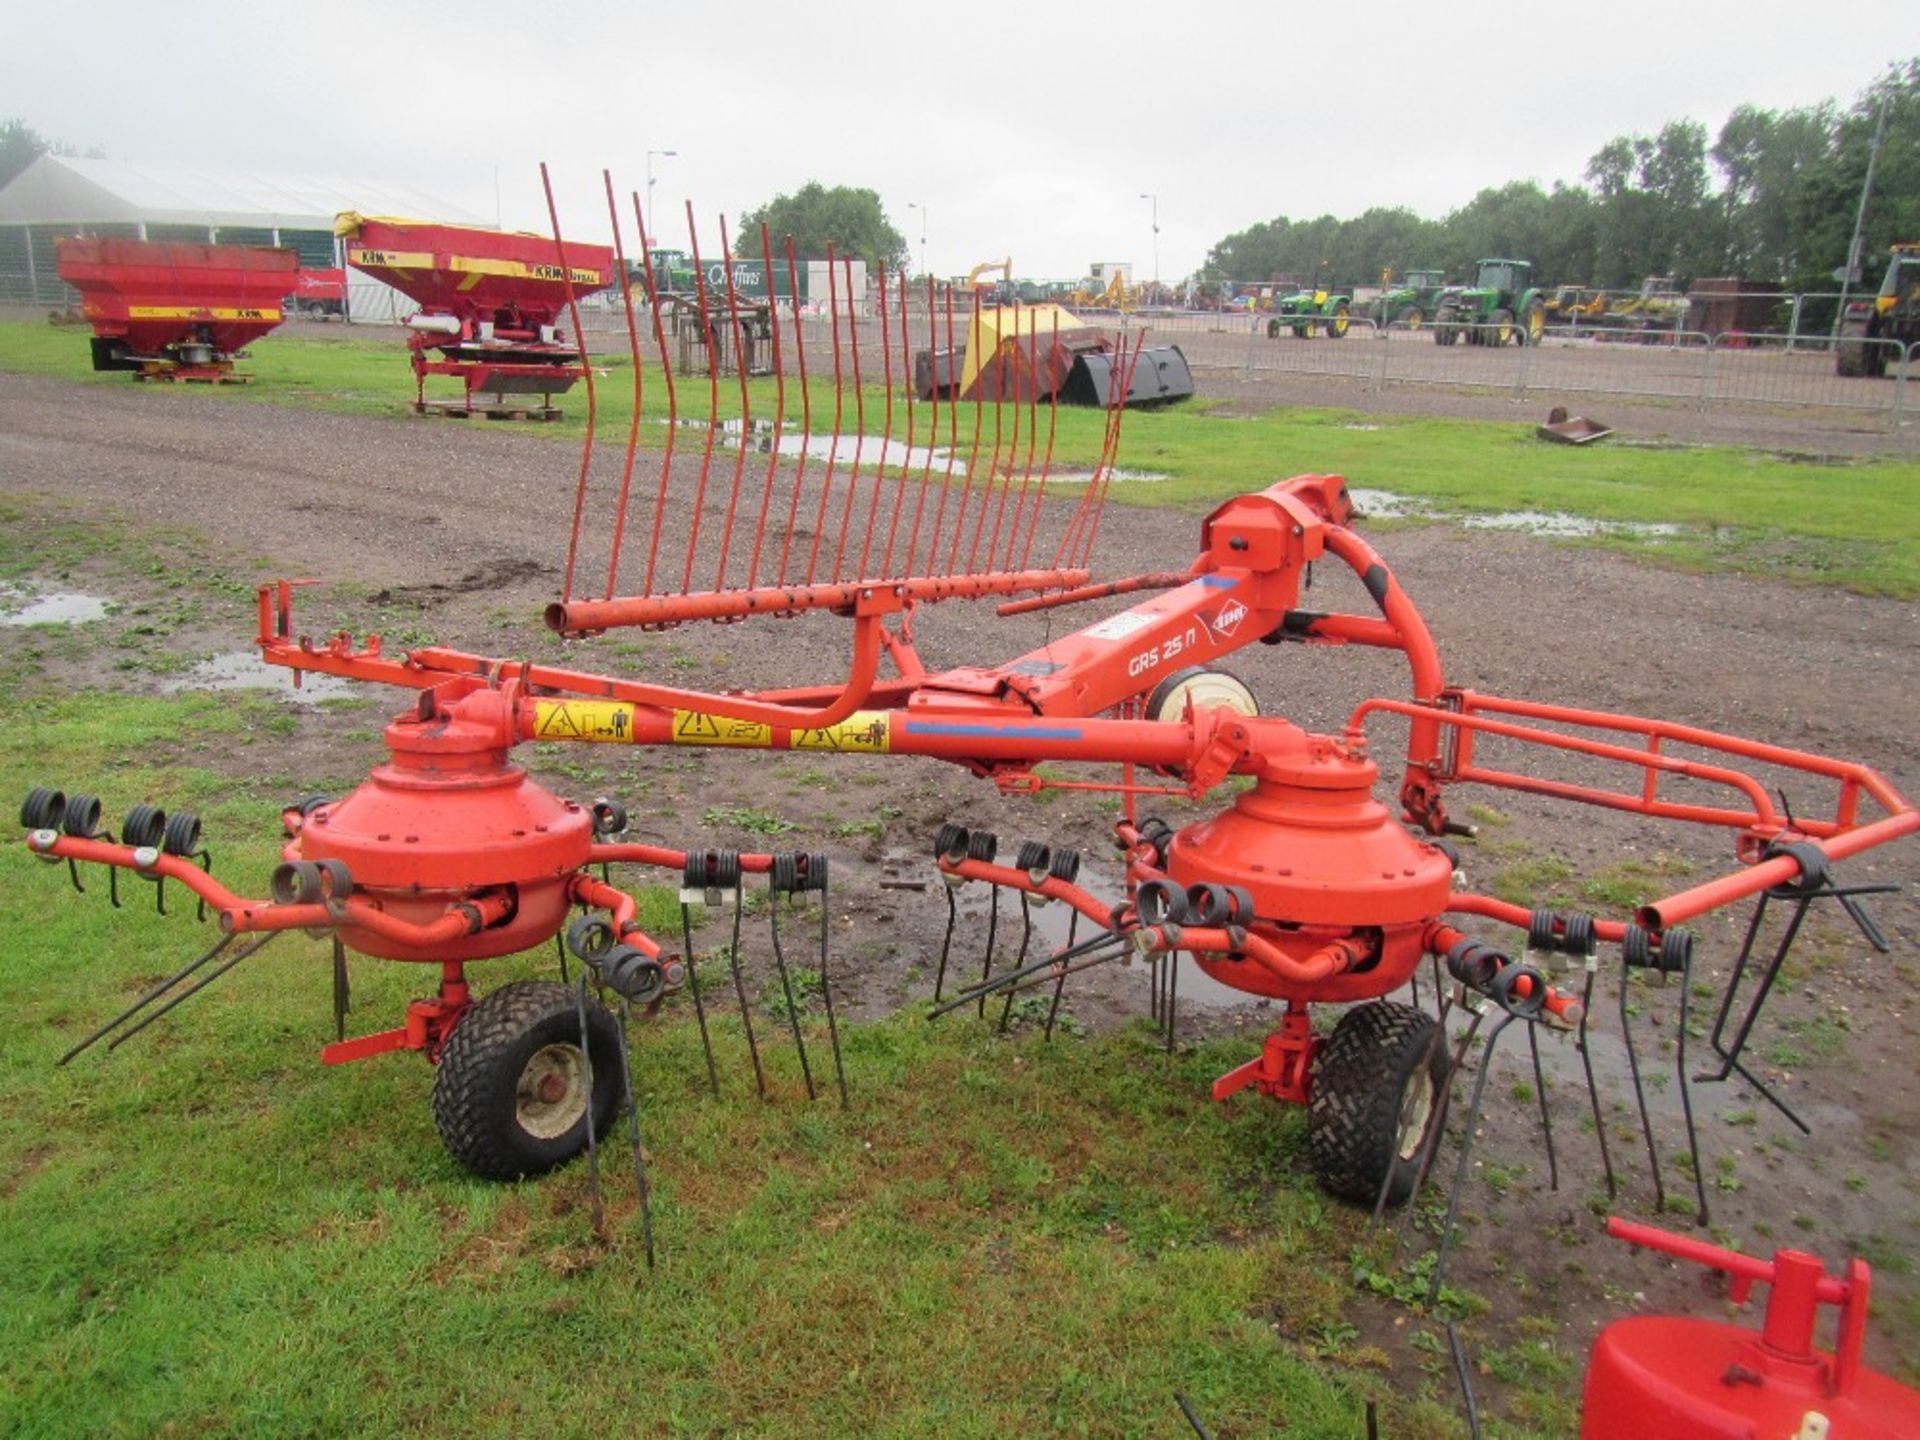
(880, 268, 915, 578)
(902, 273, 940, 575)
(744, 222, 786, 590)
(711, 213, 754, 591)
(1018, 308, 1061, 570)
(629, 192, 678, 598)
(600, 170, 645, 600)
(540, 163, 598, 604)
(682, 201, 722, 593)
(832, 253, 868, 582)
(857, 259, 894, 580)
(805, 246, 844, 584)
(777, 233, 812, 585)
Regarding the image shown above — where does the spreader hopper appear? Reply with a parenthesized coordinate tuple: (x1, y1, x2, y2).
(55, 237, 297, 382)
(339, 213, 615, 418)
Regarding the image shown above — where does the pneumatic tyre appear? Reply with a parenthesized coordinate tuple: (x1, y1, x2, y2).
(432, 979, 624, 1181)
(1308, 1001, 1451, 1206)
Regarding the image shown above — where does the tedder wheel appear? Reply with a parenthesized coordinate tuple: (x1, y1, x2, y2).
(1145, 665, 1258, 723)
(1308, 1001, 1451, 1206)
(1396, 306, 1423, 331)
(432, 979, 624, 1181)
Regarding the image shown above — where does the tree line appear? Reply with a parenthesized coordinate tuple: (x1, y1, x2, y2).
(1201, 59, 1919, 293)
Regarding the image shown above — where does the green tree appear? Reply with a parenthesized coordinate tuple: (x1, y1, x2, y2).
(0, 120, 50, 190)
(739, 183, 908, 274)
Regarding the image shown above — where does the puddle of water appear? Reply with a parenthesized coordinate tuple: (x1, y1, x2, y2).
(1047, 468, 1171, 486)
(0, 585, 111, 626)
(1341, 423, 1384, 431)
(1346, 489, 1679, 538)
(662, 417, 948, 471)
(166, 651, 356, 704)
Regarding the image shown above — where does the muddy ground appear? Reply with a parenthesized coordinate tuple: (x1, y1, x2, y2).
(2, 368, 1916, 1416)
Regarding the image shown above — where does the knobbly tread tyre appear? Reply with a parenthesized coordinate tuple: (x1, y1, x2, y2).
(432, 979, 623, 1181)
(1308, 1000, 1450, 1206)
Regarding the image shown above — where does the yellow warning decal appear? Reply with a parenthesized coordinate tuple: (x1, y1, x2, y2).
(791, 712, 891, 753)
(346, 247, 434, 270)
(127, 306, 283, 321)
(533, 700, 638, 743)
(672, 710, 774, 748)
(347, 248, 603, 286)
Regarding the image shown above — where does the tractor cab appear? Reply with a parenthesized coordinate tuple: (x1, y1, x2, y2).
(1877, 245, 1920, 310)
(1474, 259, 1530, 294)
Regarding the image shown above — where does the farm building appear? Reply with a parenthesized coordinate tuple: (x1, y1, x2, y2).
(0, 155, 487, 319)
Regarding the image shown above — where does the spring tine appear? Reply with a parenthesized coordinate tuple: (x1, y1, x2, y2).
(1428, 1011, 1520, 1306)
(194, 851, 212, 923)
(59, 932, 237, 1064)
(776, 233, 811, 587)
(1174, 1392, 1215, 1440)
(817, 872, 849, 1108)
(331, 934, 350, 1042)
(1675, 949, 1709, 1226)
(1618, 951, 1666, 1212)
(856, 261, 894, 581)
(745, 222, 786, 590)
(1576, 959, 1616, 1198)
(1043, 910, 1079, 1042)
(932, 883, 959, 1003)
(1705, 892, 1771, 1064)
(1446, 1320, 1486, 1440)
(556, 927, 570, 985)
(975, 883, 1000, 1018)
(1017, 309, 1060, 571)
(66, 855, 86, 894)
(540, 162, 597, 605)
(804, 247, 843, 586)
(601, 169, 645, 599)
(997, 894, 1036, 1033)
(613, 999, 656, 1267)
(712, 213, 753, 592)
(628, 192, 677, 598)
(1165, 949, 1179, 1054)
(154, 873, 168, 917)
(574, 971, 607, 1240)
(1705, 897, 1813, 1112)
(832, 254, 869, 583)
(767, 891, 817, 1101)
(902, 273, 939, 575)
(106, 930, 282, 1054)
(1526, 1019, 1558, 1191)
(1835, 888, 1893, 951)
(682, 202, 722, 594)
(108, 857, 120, 909)
(679, 900, 721, 1097)
(930, 927, 1124, 1017)
(725, 879, 766, 1100)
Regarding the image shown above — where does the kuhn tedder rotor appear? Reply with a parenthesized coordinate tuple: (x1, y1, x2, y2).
(56, 236, 297, 382)
(339, 200, 613, 419)
(19, 174, 1919, 1289)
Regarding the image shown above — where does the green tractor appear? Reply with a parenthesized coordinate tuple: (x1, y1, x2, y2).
(1836, 243, 1920, 378)
(1266, 285, 1354, 339)
(1432, 258, 1547, 347)
(1368, 268, 1450, 330)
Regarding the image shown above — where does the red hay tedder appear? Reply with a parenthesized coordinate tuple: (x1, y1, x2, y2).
(56, 236, 296, 382)
(17, 168, 1920, 1431)
(338, 212, 614, 418)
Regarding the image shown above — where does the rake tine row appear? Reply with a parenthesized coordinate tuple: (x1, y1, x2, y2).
(59, 931, 237, 1065)
(766, 886, 817, 1101)
(724, 879, 767, 1099)
(612, 999, 656, 1268)
(1042, 911, 1081, 1043)
(927, 925, 1126, 1018)
(995, 894, 1036, 1034)
(678, 897, 721, 1097)
(575, 970, 607, 1240)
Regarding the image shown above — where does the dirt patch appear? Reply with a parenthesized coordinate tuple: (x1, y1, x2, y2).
(2, 369, 1916, 1411)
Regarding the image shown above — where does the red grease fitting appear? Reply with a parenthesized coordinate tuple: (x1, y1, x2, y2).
(541, 163, 597, 604)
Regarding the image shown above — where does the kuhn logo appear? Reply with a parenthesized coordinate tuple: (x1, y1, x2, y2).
(1211, 600, 1248, 637)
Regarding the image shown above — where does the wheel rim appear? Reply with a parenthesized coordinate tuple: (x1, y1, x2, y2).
(1407, 309, 1422, 331)
(1528, 309, 1543, 342)
(1332, 311, 1350, 337)
(1395, 1071, 1436, 1161)
(515, 1042, 588, 1138)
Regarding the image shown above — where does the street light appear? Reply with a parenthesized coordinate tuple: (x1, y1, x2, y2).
(645, 149, 678, 242)
(1139, 192, 1159, 292)
(907, 201, 928, 279)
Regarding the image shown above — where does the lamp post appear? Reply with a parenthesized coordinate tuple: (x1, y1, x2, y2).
(907, 201, 928, 280)
(1139, 192, 1159, 293)
(645, 149, 678, 241)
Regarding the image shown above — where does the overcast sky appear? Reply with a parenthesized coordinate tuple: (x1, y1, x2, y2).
(5, 1, 1913, 281)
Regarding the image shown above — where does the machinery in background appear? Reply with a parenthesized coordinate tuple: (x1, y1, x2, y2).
(286, 267, 348, 319)
(1368, 268, 1450, 330)
(1837, 243, 1920, 377)
(55, 236, 296, 382)
(1266, 280, 1354, 338)
(1433, 258, 1548, 347)
(338, 213, 614, 419)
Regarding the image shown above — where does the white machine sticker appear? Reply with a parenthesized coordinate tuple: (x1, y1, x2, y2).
(1083, 610, 1157, 642)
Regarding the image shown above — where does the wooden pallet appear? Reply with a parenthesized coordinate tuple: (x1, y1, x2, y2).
(411, 399, 563, 423)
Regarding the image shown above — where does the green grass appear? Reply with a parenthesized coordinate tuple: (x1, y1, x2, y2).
(3, 319, 1917, 595)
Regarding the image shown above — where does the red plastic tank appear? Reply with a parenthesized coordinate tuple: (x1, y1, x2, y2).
(1582, 1218, 1920, 1439)
(56, 236, 296, 377)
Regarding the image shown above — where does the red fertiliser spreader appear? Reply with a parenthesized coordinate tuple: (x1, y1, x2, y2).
(338, 209, 614, 419)
(55, 236, 296, 382)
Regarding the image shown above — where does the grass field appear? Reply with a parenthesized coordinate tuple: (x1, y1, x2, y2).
(2, 318, 1917, 596)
